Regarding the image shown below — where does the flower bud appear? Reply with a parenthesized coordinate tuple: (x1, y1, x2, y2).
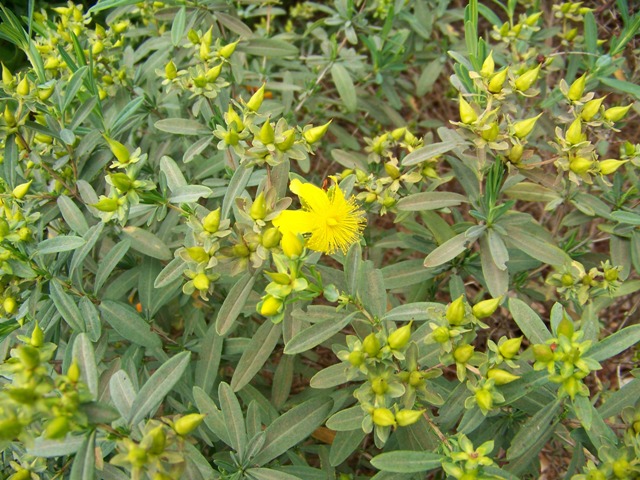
(348, 350, 364, 366)
(104, 137, 130, 164)
(604, 104, 632, 123)
(260, 295, 282, 316)
(567, 73, 587, 101)
(17, 345, 40, 369)
(31, 322, 44, 347)
(395, 409, 425, 427)
(0, 218, 10, 239)
(563, 376, 579, 399)
(205, 64, 223, 83)
(363, 332, 381, 357)
(586, 470, 607, 480)
(498, 336, 522, 359)
(109, 173, 134, 192)
(3, 297, 17, 314)
(258, 120, 275, 144)
(9, 469, 32, 480)
(387, 321, 413, 350)
(187, 29, 200, 44)
(612, 459, 630, 479)
(186, 246, 209, 263)
(581, 97, 605, 121)
(481, 122, 499, 142)
(409, 370, 423, 387)
(92, 197, 120, 212)
(12, 180, 32, 200)
(303, 120, 332, 145)
(2, 63, 14, 86)
(127, 446, 148, 468)
(480, 51, 495, 77)
(556, 316, 574, 338)
(371, 377, 388, 394)
(472, 296, 502, 319)
(371, 408, 396, 427)
(246, 84, 265, 112)
(488, 67, 508, 93)
(16, 76, 30, 96)
(513, 114, 542, 139)
(146, 426, 166, 455)
(281, 230, 303, 258)
(174, 413, 205, 436)
(459, 96, 478, 124)
(453, 344, 474, 364)
(533, 344, 554, 362)
(165, 60, 177, 80)
(569, 157, 593, 174)
(250, 191, 267, 220)
(487, 368, 520, 385)
(267, 272, 290, 285)
(446, 295, 466, 325)
(475, 388, 493, 411)
(508, 144, 524, 163)
(565, 118, 584, 145)
(4, 105, 16, 127)
(192, 273, 210, 291)
(67, 360, 80, 383)
(202, 208, 221, 233)
(599, 159, 627, 175)
(45, 416, 70, 439)
(92, 40, 104, 55)
(276, 129, 296, 151)
(218, 40, 239, 59)
(514, 64, 541, 92)
(525, 11, 543, 26)
(261, 227, 281, 248)
(384, 162, 401, 179)
(432, 326, 450, 343)
(38, 84, 55, 101)
(391, 127, 406, 141)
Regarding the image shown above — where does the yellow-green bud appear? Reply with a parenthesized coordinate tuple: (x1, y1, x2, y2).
(187, 29, 200, 44)
(303, 120, 332, 145)
(9, 469, 32, 480)
(250, 192, 267, 220)
(92, 40, 104, 55)
(371, 408, 396, 427)
(105, 137, 130, 164)
(112, 20, 129, 34)
(604, 104, 633, 123)
(4, 105, 16, 127)
(481, 122, 499, 142)
(409, 370, 423, 387)
(261, 227, 282, 248)
(604, 268, 619, 282)
(533, 344, 554, 362)
(12, 180, 32, 199)
(599, 159, 627, 175)
(186, 246, 209, 263)
(514, 64, 541, 92)
(363, 332, 381, 357)
(260, 295, 282, 316)
(569, 157, 593, 174)
(16, 76, 30, 96)
(246, 84, 265, 112)
(488, 67, 508, 93)
(281, 230, 303, 258)
(127, 446, 148, 468)
(586, 470, 606, 480)
(475, 389, 493, 411)
(525, 11, 543, 26)
(565, 27, 578, 41)
(453, 344, 474, 364)
(612, 459, 630, 479)
(508, 144, 524, 163)
(432, 326, 450, 343)
(226, 106, 244, 131)
(92, 197, 120, 212)
(146, 426, 166, 455)
(258, 120, 275, 144)
(67, 361, 81, 383)
(513, 114, 542, 139)
(218, 40, 239, 59)
(384, 162, 401, 179)
(391, 127, 406, 141)
(192, 273, 210, 291)
(267, 272, 290, 285)
(165, 60, 177, 80)
(4, 297, 17, 314)
(387, 321, 413, 350)
(487, 368, 520, 385)
(31, 322, 44, 347)
(395, 409, 425, 427)
(276, 129, 296, 151)
(109, 173, 134, 192)
(202, 208, 221, 233)
(45, 417, 70, 439)
(174, 413, 205, 436)
(2, 63, 14, 86)
(565, 118, 584, 145)
(480, 51, 495, 77)
(472, 297, 502, 319)
(568, 73, 587, 102)
(348, 350, 365, 366)
(459, 96, 478, 124)
(564, 376, 580, 399)
(446, 295, 466, 325)
(205, 64, 223, 83)
(0, 218, 10, 238)
(17, 345, 39, 369)
(581, 97, 605, 121)
(556, 316, 574, 338)
(38, 84, 55, 101)
(498, 336, 522, 359)
(371, 377, 388, 394)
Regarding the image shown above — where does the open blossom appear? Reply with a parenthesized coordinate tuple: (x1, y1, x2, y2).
(273, 178, 366, 254)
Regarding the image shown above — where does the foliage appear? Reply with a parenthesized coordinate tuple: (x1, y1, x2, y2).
(1, 0, 640, 478)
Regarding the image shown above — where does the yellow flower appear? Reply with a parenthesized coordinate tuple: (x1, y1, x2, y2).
(273, 179, 366, 254)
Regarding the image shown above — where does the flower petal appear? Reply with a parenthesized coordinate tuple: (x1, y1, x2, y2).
(272, 210, 315, 234)
(293, 180, 331, 212)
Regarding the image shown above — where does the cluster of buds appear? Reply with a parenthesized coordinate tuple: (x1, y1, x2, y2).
(532, 315, 601, 399)
(547, 260, 622, 305)
(111, 414, 204, 478)
(490, 12, 543, 45)
(442, 434, 496, 480)
(552, 2, 593, 45)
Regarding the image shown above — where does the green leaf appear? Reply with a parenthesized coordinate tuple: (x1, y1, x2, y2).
(169, 185, 213, 203)
(331, 63, 357, 112)
(222, 165, 254, 221)
(344, 241, 362, 296)
(109, 370, 136, 419)
(216, 273, 257, 336)
(271, 354, 294, 410)
(507, 398, 562, 460)
(171, 6, 186, 46)
(57, 195, 89, 235)
(573, 395, 593, 430)
(396, 192, 467, 211)
(154, 118, 210, 135)
(503, 182, 561, 203)
(231, 321, 282, 391)
(122, 226, 172, 260)
(88, 0, 140, 13)
(359, 265, 386, 318)
(110, 96, 145, 136)
(160, 155, 187, 191)
(28, 436, 84, 457)
(424, 227, 484, 268)
(284, 312, 355, 355)
(241, 38, 298, 57)
(62, 66, 88, 113)
(252, 395, 333, 465)
(154, 257, 187, 289)
(246, 468, 303, 480)
(72, 333, 98, 400)
(195, 321, 224, 396)
(326, 406, 365, 431)
(129, 351, 191, 425)
(69, 431, 96, 480)
(479, 234, 508, 298)
(50, 281, 85, 332)
(99, 300, 162, 349)
(402, 137, 467, 166)
(70, 223, 104, 277)
(95, 239, 130, 293)
(37, 235, 86, 255)
(383, 302, 441, 322)
(600, 76, 640, 101)
(417, 59, 445, 96)
(309, 363, 350, 389)
(330, 428, 365, 467)
(370, 451, 443, 473)
(588, 324, 640, 361)
(598, 377, 640, 418)
(193, 386, 231, 445)
(382, 259, 436, 289)
(219, 382, 247, 457)
(508, 298, 552, 344)
(504, 224, 569, 266)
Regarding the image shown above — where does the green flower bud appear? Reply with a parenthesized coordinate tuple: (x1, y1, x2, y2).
(561, 273, 574, 286)
(453, 344, 474, 364)
(45, 416, 70, 439)
(92, 40, 104, 55)
(31, 322, 44, 347)
(513, 114, 542, 139)
(9, 469, 32, 480)
(261, 227, 282, 248)
(202, 208, 221, 233)
(556, 316, 574, 338)
(364, 192, 377, 203)
(266, 272, 291, 285)
(580, 97, 604, 121)
(488, 67, 508, 93)
(371, 408, 396, 427)
(390, 127, 406, 141)
(17, 345, 39, 369)
(38, 84, 55, 101)
(303, 120, 332, 145)
(16, 76, 30, 96)
(218, 40, 239, 59)
(387, 321, 413, 350)
(146, 426, 166, 455)
(599, 159, 627, 175)
(0, 217, 10, 238)
(395, 409, 425, 427)
(612, 459, 630, 478)
(514, 64, 541, 92)
(446, 295, 466, 325)
(409, 370, 423, 387)
(475, 388, 493, 411)
(586, 470, 606, 480)
(104, 137, 130, 164)
(480, 51, 495, 77)
(205, 64, 223, 83)
(564, 376, 580, 399)
(174, 413, 205, 436)
(363, 332, 381, 357)
(569, 157, 593, 174)
(348, 350, 365, 366)
(4, 297, 17, 314)
(498, 336, 522, 359)
(2, 63, 14, 86)
(459, 96, 478, 124)
(487, 368, 520, 385)
(432, 326, 450, 343)
(67, 361, 81, 383)
(567, 73, 587, 101)
(109, 173, 133, 192)
(186, 246, 209, 263)
(472, 297, 502, 319)
(192, 273, 210, 291)
(281, 231, 303, 258)
(92, 197, 120, 212)
(533, 344, 554, 362)
(4, 105, 16, 127)
(260, 295, 282, 316)
(604, 267, 619, 282)
(276, 129, 296, 151)
(250, 191, 267, 220)
(127, 445, 148, 468)
(12, 180, 32, 199)
(604, 104, 632, 123)
(165, 60, 177, 80)
(481, 122, 499, 142)
(384, 162, 401, 179)
(525, 11, 543, 26)
(187, 29, 200, 44)
(258, 120, 275, 144)
(371, 377, 388, 394)
(565, 118, 584, 145)
(246, 84, 265, 112)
